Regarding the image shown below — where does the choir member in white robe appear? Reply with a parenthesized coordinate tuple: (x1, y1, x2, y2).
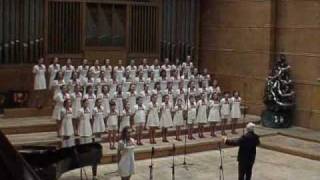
(200, 68, 211, 88)
(159, 70, 168, 91)
(101, 59, 112, 80)
(78, 98, 93, 137)
(220, 92, 231, 135)
(90, 59, 101, 81)
(67, 71, 80, 93)
(33, 58, 47, 90)
(61, 58, 75, 83)
(171, 69, 181, 90)
(82, 72, 95, 94)
(126, 59, 137, 82)
(187, 95, 197, 140)
(77, 59, 90, 85)
(59, 99, 74, 139)
(48, 57, 60, 89)
(182, 55, 193, 77)
(161, 81, 174, 105)
(153, 82, 163, 105)
(160, 95, 173, 142)
(146, 94, 160, 144)
(135, 70, 145, 93)
(208, 93, 221, 137)
(53, 85, 70, 136)
(231, 91, 242, 134)
(83, 86, 96, 117)
(95, 71, 108, 95)
(173, 98, 185, 141)
(107, 101, 118, 149)
(139, 58, 150, 79)
(196, 93, 208, 138)
(127, 84, 137, 114)
(150, 58, 161, 80)
(147, 70, 159, 91)
(92, 98, 105, 138)
(133, 97, 146, 145)
(114, 59, 125, 83)
(52, 71, 66, 96)
(118, 127, 136, 180)
(212, 79, 222, 96)
(161, 58, 172, 79)
(114, 84, 125, 113)
(100, 85, 112, 118)
(120, 102, 132, 132)
(70, 85, 82, 135)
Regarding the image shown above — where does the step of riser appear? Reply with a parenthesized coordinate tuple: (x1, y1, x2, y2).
(3, 120, 252, 135)
(101, 141, 230, 164)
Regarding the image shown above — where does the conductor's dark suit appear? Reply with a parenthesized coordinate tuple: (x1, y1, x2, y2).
(225, 131, 260, 180)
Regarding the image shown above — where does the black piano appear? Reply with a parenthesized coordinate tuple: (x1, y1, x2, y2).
(0, 130, 103, 180)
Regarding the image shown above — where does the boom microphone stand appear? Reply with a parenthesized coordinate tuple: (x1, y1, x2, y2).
(149, 147, 155, 180)
(171, 144, 176, 180)
(218, 142, 225, 180)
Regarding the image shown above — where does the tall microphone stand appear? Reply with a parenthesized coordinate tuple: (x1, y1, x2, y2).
(149, 147, 155, 180)
(218, 142, 225, 180)
(242, 83, 247, 135)
(177, 89, 194, 170)
(171, 144, 176, 180)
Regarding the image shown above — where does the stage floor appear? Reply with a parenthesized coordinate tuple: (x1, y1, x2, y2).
(60, 147, 320, 180)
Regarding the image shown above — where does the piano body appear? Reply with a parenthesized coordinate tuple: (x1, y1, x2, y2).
(0, 130, 103, 180)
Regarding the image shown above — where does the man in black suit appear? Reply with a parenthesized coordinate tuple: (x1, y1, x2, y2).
(222, 122, 260, 180)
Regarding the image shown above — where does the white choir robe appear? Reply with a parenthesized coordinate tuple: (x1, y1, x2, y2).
(59, 108, 74, 137)
(62, 65, 75, 83)
(92, 106, 106, 133)
(33, 64, 47, 90)
(196, 100, 208, 124)
(160, 103, 173, 128)
(231, 97, 242, 119)
(70, 92, 82, 118)
(147, 102, 160, 127)
(114, 66, 125, 83)
(134, 105, 146, 126)
(101, 65, 112, 80)
(48, 64, 60, 89)
(83, 93, 96, 117)
(77, 65, 89, 84)
(89, 66, 101, 81)
(126, 65, 137, 81)
(78, 107, 93, 137)
(208, 100, 221, 122)
(220, 98, 231, 119)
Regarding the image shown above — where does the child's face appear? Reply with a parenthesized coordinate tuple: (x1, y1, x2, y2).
(97, 99, 102, 106)
(66, 99, 72, 107)
(165, 96, 169, 102)
(225, 93, 229, 98)
(137, 98, 143, 105)
(125, 103, 130, 110)
(234, 92, 239, 97)
(88, 87, 93, 94)
(151, 95, 157, 103)
(111, 105, 116, 111)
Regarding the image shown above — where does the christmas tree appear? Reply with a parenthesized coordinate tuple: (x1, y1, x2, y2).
(262, 54, 295, 128)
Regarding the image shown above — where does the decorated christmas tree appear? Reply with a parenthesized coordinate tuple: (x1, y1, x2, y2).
(262, 54, 295, 128)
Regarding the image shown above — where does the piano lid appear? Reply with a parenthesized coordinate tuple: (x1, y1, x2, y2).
(0, 130, 41, 180)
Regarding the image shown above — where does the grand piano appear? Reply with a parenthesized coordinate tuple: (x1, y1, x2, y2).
(0, 130, 103, 180)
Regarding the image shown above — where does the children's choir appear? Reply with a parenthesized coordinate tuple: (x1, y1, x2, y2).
(33, 57, 242, 149)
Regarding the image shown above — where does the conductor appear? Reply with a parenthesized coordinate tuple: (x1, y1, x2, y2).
(222, 122, 260, 180)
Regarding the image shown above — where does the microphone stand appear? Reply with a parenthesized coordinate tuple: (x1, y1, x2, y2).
(218, 143, 225, 180)
(242, 83, 247, 135)
(171, 144, 176, 180)
(149, 147, 155, 180)
(177, 89, 194, 170)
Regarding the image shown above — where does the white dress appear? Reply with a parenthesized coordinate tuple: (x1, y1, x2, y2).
(187, 102, 197, 124)
(139, 65, 150, 79)
(147, 102, 160, 127)
(59, 108, 74, 137)
(196, 100, 208, 124)
(160, 79, 167, 90)
(100, 93, 111, 117)
(52, 93, 68, 120)
(83, 93, 96, 117)
(90, 66, 101, 80)
(134, 105, 146, 126)
(78, 107, 93, 137)
(208, 100, 221, 122)
(161, 65, 171, 79)
(107, 112, 118, 130)
(126, 65, 137, 81)
(48, 64, 60, 89)
(62, 65, 75, 83)
(231, 97, 242, 119)
(52, 80, 65, 96)
(114, 66, 125, 83)
(101, 65, 112, 80)
(118, 138, 135, 177)
(135, 77, 145, 93)
(220, 98, 231, 119)
(92, 106, 106, 133)
(127, 92, 137, 113)
(77, 65, 89, 84)
(174, 88, 186, 106)
(70, 92, 82, 118)
(150, 65, 161, 80)
(33, 64, 47, 90)
(173, 106, 185, 126)
(120, 110, 131, 131)
(114, 92, 125, 113)
(160, 103, 173, 128)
